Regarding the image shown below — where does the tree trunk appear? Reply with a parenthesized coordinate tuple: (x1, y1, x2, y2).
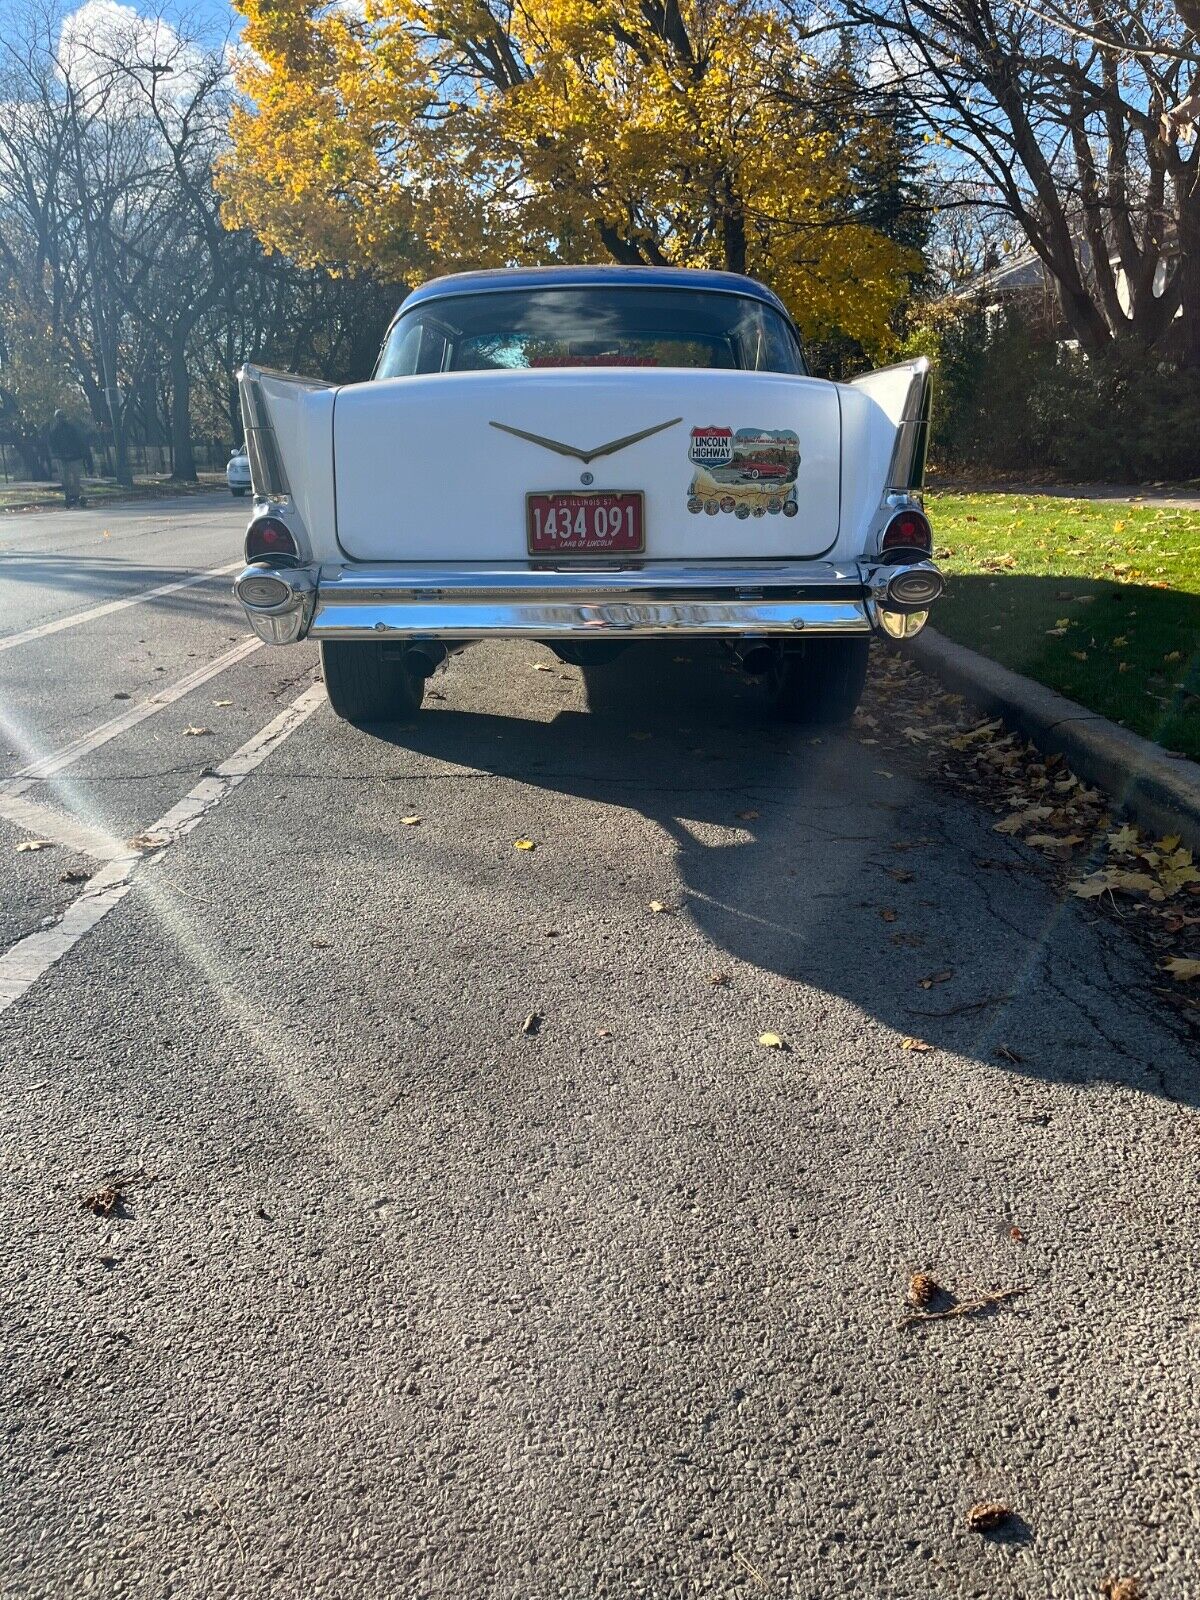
(169, 334, 197, 482)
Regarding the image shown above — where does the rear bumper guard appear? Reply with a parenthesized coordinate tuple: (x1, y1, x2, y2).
(233, 559, 942, 646)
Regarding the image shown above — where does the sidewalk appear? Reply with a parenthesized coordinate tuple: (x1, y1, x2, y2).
(0, 473, 227, 513)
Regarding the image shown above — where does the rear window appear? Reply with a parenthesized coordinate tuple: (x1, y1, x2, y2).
(375, 287, 806, 379)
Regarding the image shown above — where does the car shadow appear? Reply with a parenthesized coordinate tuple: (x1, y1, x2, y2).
(373, 642, 1198, 1108)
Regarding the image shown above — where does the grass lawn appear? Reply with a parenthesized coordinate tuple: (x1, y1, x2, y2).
(927, 493, 1200, 760)
(0, 472, 227, 513)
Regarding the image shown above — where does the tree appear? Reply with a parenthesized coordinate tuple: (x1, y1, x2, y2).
(221, 0, 921, 353)
(837, 0, 1200, 366)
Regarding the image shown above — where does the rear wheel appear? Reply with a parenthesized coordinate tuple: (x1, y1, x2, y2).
(320, 641, 425, 724)
(766, 639, 869, 725)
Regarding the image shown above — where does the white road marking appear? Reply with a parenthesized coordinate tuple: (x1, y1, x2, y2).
(0, 680, 324, 1015)
(0, 793, 128, 860)
(0, 559, 243, 653)
(1, 637, 261, 800)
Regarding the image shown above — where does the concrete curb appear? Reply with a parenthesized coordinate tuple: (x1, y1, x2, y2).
(907, 628, 1200, 853)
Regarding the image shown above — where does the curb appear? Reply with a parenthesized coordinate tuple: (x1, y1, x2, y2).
(907, 628, 1200, 854)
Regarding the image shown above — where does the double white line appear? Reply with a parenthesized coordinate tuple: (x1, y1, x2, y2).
(0, 680, 324, 1015)
(0, 559, 243, 654)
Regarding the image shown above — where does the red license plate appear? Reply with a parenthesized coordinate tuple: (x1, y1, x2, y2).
(526, 491, 644, 555)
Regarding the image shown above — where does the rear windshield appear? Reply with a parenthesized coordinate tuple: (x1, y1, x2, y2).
(375, 287, 806, 378)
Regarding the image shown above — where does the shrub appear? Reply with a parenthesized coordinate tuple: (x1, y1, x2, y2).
(901, 302, 1200, 482)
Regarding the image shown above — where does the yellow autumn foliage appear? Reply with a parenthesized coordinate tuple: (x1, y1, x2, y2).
(221, 0, 917, 351)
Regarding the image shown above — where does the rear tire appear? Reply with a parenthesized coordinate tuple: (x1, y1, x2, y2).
(320, 641, 426, 724)
(767, 639, 869, 725)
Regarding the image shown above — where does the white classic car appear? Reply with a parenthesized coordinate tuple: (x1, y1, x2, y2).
(226, 447, 252, 497)
(233, 266, 940, 725)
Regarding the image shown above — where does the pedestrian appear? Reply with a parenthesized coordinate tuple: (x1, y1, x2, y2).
(47, 410, 87, 507)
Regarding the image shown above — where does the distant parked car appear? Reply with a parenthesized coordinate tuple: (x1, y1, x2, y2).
(226, 447, 251, 497)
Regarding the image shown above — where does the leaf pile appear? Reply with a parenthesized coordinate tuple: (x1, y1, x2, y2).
(860, 655, 1200, 1020)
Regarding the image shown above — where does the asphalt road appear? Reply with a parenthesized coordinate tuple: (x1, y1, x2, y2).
(1, 493, 1197, 1599)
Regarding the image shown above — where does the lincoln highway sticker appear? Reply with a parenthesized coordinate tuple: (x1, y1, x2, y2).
(687, 426, 801, 519)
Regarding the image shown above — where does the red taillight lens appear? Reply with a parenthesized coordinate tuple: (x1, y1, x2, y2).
(245, 516, 298, 563)
(881, 509, 932, 559)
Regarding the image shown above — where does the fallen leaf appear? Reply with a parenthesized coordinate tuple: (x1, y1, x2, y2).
(879, 907, 898, 923)
(1009, 1224, 1027, 1243)
(1101, 1578, 1145, 1600)
(649, 899, 672, 913)
(994, 806, 1053, 834)
(758, 1032, 787, 1051)
(1072, 869, 1159, 900)
(887, 867, 915, 883)
(533, 663, 553, 672)
(81, 1180, 128, 1218)
(994, 1045, 1025, 1064)
(965, 1501, 1013, 1534)
(595, 1027, 613, 1039)
(113, 691, 132, 700)
(311, 937, 331, 948)
(213, 699, 233, 707)
(521, 1011, 542, 1036)
(129, 832, 168, 851)
(1162, 958, 1200, 982)
(900, 1037, 932, 1052)
(400, 816, 421, 826)
(16, 839, 53, 852)
(736, 809, 760, 821)
(182, 726, 212, 737)
(1069, 650, 1088, 662)
(513, 839, 537, 850)
(1164, 650, 1183, 664)
(59, 868, 91, 884)
(918, 969, 954, 989)
(907, 1271, 938, 1307)
(708, 972, 731, 987)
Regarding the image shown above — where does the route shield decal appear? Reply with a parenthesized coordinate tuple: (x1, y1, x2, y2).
(687, 427, 801, 518)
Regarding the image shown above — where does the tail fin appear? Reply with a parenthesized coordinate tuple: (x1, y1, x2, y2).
(238, 364, 333, 501)
(848, 358, 932, 494)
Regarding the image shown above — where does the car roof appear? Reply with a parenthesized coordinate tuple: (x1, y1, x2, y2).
(396, 265, 795, 323)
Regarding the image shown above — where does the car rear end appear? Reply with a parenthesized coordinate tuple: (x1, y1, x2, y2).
(232, 270, 941, 721)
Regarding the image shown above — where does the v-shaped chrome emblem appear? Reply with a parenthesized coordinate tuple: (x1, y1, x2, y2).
(489, 416, 682, 464)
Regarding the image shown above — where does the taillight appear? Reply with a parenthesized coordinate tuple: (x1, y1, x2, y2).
(880, 508, 932, 560)
(245, 516, 298, 563)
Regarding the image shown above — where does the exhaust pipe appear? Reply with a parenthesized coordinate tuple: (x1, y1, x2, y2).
(405, 641, 448, 678)
(733, 639, 776, 678)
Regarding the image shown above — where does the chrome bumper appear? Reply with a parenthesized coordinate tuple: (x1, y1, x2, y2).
(233, 559, 942, 646)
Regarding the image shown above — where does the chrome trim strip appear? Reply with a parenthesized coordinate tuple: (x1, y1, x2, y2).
(309, 597, 872, 640)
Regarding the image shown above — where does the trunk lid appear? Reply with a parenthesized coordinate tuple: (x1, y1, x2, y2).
(332, 368, 840, 562)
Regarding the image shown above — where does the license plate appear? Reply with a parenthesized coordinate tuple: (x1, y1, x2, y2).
(526, 491, 644, 555)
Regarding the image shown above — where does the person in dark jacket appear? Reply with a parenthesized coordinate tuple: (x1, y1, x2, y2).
(47, 410, 86, 506)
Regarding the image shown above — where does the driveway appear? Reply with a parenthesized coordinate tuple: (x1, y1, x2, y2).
(1, 494, 1197, 1598)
